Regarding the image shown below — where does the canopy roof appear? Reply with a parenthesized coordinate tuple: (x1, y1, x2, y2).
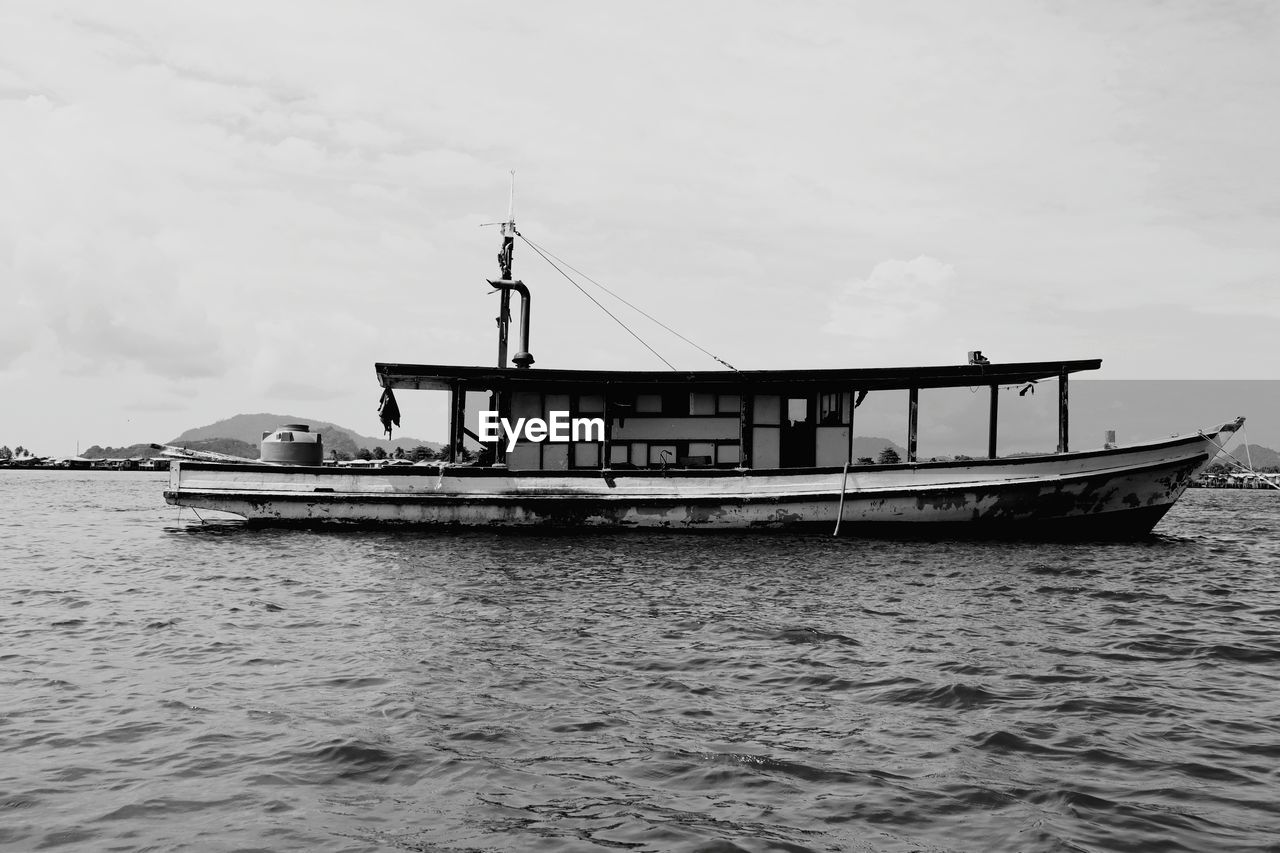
(375, 359, 1101, 393)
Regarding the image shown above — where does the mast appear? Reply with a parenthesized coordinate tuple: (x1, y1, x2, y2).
(495, 172, 515, 367)
(489, 171, 533, 369)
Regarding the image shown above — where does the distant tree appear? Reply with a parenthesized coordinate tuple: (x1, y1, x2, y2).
(356, 448, 373, 461)
(854, 456, 874, 465)
(877, 447, 901, 465)
(0, 446, 10, 460)
(411, 445, 433, 462)
(393, 446, 406, 460)
(372, 446, 387, 460)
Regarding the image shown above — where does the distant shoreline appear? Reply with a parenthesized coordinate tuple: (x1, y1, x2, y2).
(0, 465, 171, 472)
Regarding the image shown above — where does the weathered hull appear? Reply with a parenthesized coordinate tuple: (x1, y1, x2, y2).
(165, 429, 1226, 538)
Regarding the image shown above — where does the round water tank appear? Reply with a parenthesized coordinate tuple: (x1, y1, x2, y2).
(261, 424, 324, 465)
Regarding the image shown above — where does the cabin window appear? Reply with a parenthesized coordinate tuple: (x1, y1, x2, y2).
(501, 385, 749, 471)
(688, 441, 715, 461)
(630, 442, 649, 467)
(511, 391, 542, 420)
(753, 395, 780, 425)
(542, 443, 569, 471)
(606, 441, 741, 469)
(781, 397, 816, 467)
(573, 443, 600, 468)
(752, 428, 780, 468)
(689, 392, 716, 416)
(649, 445, 677, 466)
(815, 427, 849, 467)
(545, 393, 571, 419)
(819, 392, 849, 426)
(508, 442, 540, 470)
(663, 392, 689, 415)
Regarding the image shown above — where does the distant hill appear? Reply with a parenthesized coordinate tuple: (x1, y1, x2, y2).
(83, 438, 258, 460)
(853, 436, 907, 461)
(1225, 443, 1280, 469)
(170, 414, 440, 459)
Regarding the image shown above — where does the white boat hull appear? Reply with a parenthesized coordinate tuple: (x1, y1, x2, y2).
(165, 427, 1232, 537)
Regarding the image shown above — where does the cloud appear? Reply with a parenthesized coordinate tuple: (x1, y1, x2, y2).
(3, 1, 1280, 457)
(264, 378, 348, 402)
(823, 256, 957, 341)
(6, 216, 233, 379)
(0, 309, 39, 371)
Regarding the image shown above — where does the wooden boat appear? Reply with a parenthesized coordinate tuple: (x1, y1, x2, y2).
(165, 219, 1241, 537)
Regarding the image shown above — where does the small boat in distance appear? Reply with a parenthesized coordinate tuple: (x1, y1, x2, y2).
(165, 214, 1241, 537)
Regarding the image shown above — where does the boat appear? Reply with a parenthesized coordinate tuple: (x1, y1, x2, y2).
(165, 213, 1242, 537)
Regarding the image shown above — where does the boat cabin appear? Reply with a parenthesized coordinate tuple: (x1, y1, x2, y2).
(375, 360, 1101, 472)
(376, 232, 1100, 473)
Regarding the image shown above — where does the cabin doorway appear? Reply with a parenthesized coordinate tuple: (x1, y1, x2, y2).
(780, 396, 816, 468)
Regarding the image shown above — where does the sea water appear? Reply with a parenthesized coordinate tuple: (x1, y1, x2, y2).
(2, 471, 1279, 852)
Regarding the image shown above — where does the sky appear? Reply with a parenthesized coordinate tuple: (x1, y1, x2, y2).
(2, 1, 1278, 456)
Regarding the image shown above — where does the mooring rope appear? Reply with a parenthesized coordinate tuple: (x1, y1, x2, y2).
(1197, 430, 1280, 491)
(833, 462, 850, 536)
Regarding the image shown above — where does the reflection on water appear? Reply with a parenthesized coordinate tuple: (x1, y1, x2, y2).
(2, 471, 1278, 851)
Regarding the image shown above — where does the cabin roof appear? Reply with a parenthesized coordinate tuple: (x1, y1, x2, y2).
(375, 359, 1102, 392)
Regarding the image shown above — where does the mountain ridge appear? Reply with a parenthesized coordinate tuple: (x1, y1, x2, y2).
(1226, 443, 1280, 469)
(170, 413, 439, 458)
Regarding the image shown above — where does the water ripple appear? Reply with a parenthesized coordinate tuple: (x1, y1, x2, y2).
(2, 472, 1279, 851)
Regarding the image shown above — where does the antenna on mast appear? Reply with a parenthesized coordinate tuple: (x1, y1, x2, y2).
(498, 170, 516, 280)
(506, 169, 515, 227)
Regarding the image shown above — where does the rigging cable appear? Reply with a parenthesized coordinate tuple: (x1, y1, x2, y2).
(518, 233, 739, 372)
(517, 234, 678, 371)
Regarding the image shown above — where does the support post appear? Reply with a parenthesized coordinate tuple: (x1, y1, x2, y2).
(446, 384, 458, 463)
(988, 384, 999, 459)
(739, 390, 753, 467)
(847, 390, 856, 463)
(492, 389, 507, 466)
(907, 387, 918, 463)
(601, 386, 612, 469)
(496, 288, 511, 368)
(451, 385, 466, 463)
(1058, 371, 1069, 453)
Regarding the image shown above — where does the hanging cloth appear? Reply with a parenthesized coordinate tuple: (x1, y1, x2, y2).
(378, 387, 401, 439)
